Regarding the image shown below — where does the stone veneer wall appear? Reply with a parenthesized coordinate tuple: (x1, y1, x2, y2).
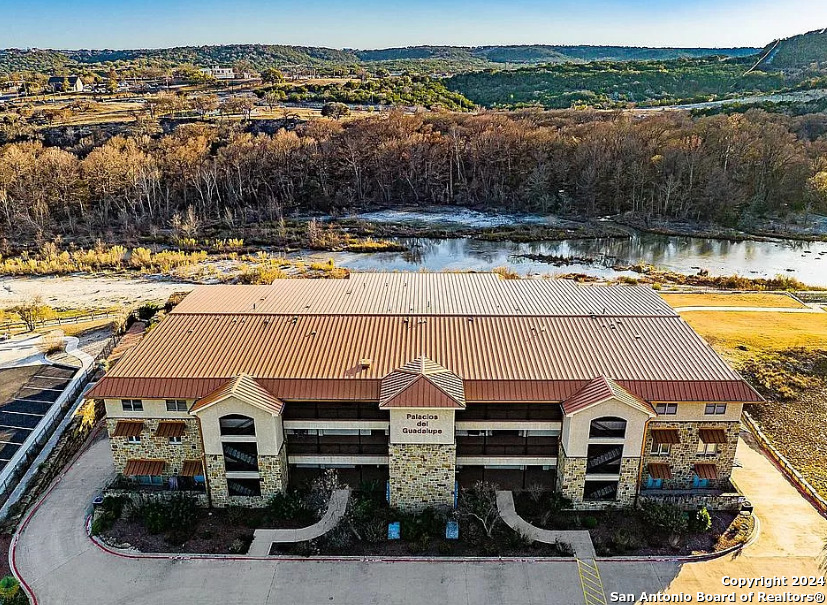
(557, 447, 640, 510)
(107, 418, 203, 477)
(206, 445, 288, 508)
(389, 443, 456, 511)
(642, 421, 740, 490)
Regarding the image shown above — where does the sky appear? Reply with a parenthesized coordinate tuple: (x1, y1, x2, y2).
(3, 0, 827, 50)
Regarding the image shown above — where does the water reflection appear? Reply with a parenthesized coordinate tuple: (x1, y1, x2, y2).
(301, 233, 827, 286)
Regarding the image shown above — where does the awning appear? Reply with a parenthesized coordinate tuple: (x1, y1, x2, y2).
(124, 459, 166, 476)
(156, 421, 186, 438)
(113, 421, 144, 438)
(647, 463, 673, 480)
(698, 428, 728, 444)
(694, 463, 718, 480)
(180, 460, 204, 477)
(651, 428, 680, 445)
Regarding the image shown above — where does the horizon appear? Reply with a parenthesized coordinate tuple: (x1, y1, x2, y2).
(3, 0, 827, 50)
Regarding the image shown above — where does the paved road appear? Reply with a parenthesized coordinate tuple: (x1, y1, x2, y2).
(12, 432, 827, 605)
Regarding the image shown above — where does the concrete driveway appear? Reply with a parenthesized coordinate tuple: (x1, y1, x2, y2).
(11, 432, 827, 605)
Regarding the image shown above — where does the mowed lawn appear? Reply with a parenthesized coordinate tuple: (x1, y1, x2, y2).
(680, 311, 827, 361)
(660, 292, 807, 309)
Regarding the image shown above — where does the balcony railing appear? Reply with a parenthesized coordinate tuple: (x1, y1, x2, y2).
(287, 435, 388, 456)
(456, 436, 558, 457)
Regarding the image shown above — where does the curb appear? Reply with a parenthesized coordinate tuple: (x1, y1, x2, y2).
(9, 425, 105, 605)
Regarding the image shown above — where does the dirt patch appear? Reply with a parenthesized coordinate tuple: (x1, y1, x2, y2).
(747, 383, 827, 498)
(0, 532, 12, 577)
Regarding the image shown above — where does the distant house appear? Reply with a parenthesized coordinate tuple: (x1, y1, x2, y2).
(48, 76, 84, 93)
(199, 67, 236, 80)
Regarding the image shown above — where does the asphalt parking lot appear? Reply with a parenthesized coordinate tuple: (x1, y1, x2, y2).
(0, 365, 76, 470)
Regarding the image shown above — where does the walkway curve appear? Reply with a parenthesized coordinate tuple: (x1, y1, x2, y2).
(247, 488, 351, 555)
(496, 491, 595, 559)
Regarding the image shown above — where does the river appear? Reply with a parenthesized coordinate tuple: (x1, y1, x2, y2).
(301, 210, 827, 286)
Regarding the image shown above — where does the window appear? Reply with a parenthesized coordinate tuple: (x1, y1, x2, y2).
(169, 436, 182, 445)
(121, 399, 143, 412)
(646, 477, 663, 489)
(219, 415, 255, 436)
(655, 403, 677, 415)
(583, 480, 618, 501)
(704, 403, 727, 415)
(227, 478, 262, 497)
(650, 442, 671, 456)
(589, 417, 627, 439)
(223, 442, 259, 472)
(697, 441, 718, 456)
(127, 435, 141, 444)
(165, 399, 188, 412)
(136, 475, 162, 486)
(692, 475, 710, 489)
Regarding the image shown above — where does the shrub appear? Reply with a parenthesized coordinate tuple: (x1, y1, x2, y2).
(228, 534, 253, 554)
(139, 494, 199, 535)
(640, 501, 688, 536)
(136, 302, 160, 320)
(0, 576, 19, 600)
(582, 515, 598, 529)
(267, 490, 314, 526)
(690, 507, 713, 533)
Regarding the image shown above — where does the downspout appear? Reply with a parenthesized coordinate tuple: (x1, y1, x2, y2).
(634, 414, 653, 509)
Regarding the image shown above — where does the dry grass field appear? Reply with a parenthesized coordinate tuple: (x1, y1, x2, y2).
(660, 292, 807, 309)
(664, 293, 827, 498)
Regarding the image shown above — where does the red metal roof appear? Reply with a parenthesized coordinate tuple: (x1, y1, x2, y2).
(190, 374, 284, 415)
(156, 421, 186, 438)
(562, 376, 656, 415)
(123, 459, 166, 476)
(112, 421, 144, 437)
(380, 375, 465, 409)
(379, 356, 465, 408)
(88, 274, 762, 405)
(180, 460, 204, 477)
(694, 463, 719, 480)
(698, 428, 728, 444)
(648, 463, 673, 480)
(651, 428, 681, 445)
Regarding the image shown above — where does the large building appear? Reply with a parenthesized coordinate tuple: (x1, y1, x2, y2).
(89, 273, 760, 511)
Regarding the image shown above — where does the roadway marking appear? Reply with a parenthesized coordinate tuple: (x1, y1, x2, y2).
(577, 559, 607, 605)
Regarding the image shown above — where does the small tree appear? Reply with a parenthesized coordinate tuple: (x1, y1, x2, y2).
(457, 481, 500, 538)
(0, 575, 20, 600)
(321, 102, 350, 120)
(14, 295, 55, 332)
(261, 68, 285, 84)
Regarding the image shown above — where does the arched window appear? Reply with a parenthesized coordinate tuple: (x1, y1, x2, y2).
(589, 417, 627, 439)
(219, 414, 255, 436)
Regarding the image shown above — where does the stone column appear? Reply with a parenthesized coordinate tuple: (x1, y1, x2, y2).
(387, 409, 456, 511)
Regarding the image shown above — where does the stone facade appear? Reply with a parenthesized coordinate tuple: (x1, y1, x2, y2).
(642, 421, 739, 490)
(557, 447, 641, 510)
(389, 443, 456, 511)
(107, 417, 203, 478)
(205, 446, 288, 508)
(556, 446, 586, 503)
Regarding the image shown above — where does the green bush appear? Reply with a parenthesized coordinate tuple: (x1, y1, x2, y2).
(136, 302, 160, 320)
(266, 490, 314, 526)
(0, 576, 20, 600)
(582, 515, 598, 529)
(690, 507, 713, 533)
(139, 494, 199, 535)
(640, 501, 688, 536)
(398, 507, 445, 543)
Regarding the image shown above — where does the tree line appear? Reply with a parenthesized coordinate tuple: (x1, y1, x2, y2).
(0, 108, 825, 244)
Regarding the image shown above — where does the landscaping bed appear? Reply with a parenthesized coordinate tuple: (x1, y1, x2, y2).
(513, 491, 752, 557)
(97, 480, 573, 558)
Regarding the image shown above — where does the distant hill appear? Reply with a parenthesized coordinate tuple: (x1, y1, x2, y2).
(759, 28, 827, 70)
(0, 43, 760, 75)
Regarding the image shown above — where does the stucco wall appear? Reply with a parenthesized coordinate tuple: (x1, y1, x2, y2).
(561, 398, 650, 458)
(193, 395, 284, 456)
